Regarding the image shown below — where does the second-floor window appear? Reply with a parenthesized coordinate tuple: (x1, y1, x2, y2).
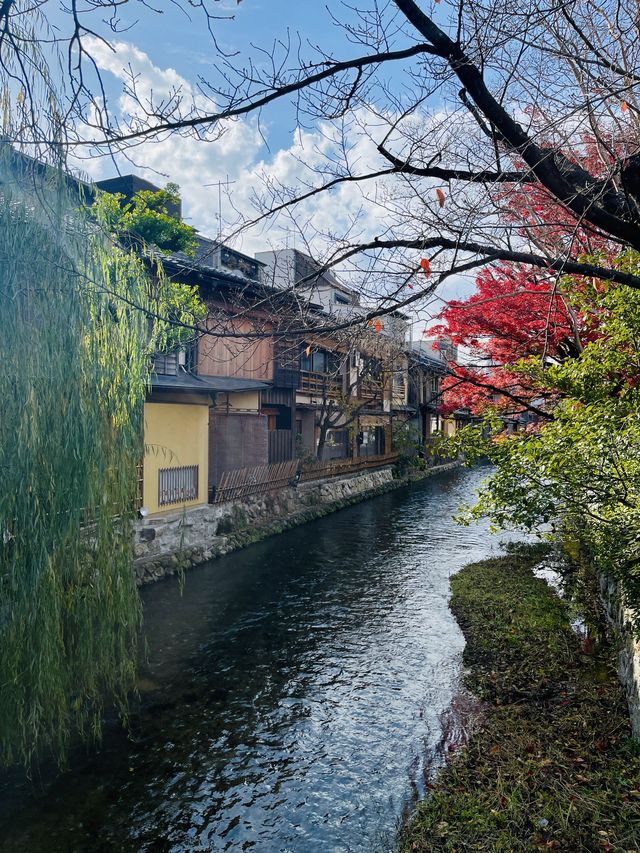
(152, 343, 197, 376)
(360, 355, 383, 383)
(301, 347, 341, 374)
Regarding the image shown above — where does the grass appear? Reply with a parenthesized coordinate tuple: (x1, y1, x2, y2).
(399, 545, 640, 852)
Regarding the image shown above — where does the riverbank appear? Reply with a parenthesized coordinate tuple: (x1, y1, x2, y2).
(0, 466, 491, 852)
(133, 460, 460, 585)
(400, 545, 640, 852)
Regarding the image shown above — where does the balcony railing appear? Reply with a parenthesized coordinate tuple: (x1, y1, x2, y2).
(298, 370, 342, 396)
(358, 377, 383, 400)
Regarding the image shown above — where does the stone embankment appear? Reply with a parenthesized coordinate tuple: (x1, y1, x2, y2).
(133, 462, 459, 585)
(600, 575, 640, 738)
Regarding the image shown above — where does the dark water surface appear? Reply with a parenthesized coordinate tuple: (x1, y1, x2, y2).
(0, 466, 516, 852)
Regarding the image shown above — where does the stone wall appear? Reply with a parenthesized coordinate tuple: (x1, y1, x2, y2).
(133, 462, 458, 586)
(600, 575, 640, 738)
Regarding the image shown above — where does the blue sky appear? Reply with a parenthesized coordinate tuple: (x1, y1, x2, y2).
(68, 1, 384, 154)
(55, 0, 475, 315)
(68, 2, 412, 239)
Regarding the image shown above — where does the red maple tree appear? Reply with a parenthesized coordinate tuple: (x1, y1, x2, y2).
(429, 134, 633, 419)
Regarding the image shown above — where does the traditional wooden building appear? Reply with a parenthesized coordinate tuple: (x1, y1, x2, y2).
(161, 235, 299, 493)
(258, 248, 409, 460)
(406, 344, 448, 443)
(98, 178, 413, 512)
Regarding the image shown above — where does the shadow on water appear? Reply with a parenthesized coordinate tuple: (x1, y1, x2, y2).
(0, 465, 520, 853)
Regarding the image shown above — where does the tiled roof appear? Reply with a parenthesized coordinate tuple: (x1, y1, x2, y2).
(150, 372, 271, 393)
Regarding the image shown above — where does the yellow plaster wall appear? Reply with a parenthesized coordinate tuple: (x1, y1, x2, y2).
(143, 401, 209, 514)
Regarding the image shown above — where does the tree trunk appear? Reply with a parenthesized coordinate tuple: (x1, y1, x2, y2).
(316, 420, 330, 460)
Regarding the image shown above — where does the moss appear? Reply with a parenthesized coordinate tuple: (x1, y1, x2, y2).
(215, 515, 235, 535)
(400, 546, 640, 853)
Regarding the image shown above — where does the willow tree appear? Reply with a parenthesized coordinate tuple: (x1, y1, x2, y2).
(0, 149, 169, 768)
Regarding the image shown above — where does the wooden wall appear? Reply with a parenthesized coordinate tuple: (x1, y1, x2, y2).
(208, 412, 269, 487)
(198, 315, 273, 380)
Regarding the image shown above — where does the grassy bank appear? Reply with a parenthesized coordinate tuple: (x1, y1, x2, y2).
(400, 545, 640, 852)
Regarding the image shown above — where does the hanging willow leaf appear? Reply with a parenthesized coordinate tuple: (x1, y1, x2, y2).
(0, 147, 168, 768)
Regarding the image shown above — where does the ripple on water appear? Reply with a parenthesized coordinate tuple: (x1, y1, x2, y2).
(0, 465, 524, 853)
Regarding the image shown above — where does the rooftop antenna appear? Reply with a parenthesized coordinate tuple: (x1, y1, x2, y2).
(205, 175, 236, 243)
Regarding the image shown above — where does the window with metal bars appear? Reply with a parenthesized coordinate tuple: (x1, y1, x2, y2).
(158, 465, 199, 506)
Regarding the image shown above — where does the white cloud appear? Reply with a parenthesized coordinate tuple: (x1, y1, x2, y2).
(72, 39, 409, 260)
(70, 38, 485, 328)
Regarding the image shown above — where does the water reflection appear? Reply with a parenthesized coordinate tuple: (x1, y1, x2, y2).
(0, 465, 515, 852)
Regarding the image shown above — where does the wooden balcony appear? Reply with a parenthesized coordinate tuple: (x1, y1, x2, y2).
(358, 378, 384, 400)
(298, 370, 342, 397)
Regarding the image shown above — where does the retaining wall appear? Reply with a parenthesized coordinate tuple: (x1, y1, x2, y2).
(600, 575, 640, 738)
(133, 462, 459, 586)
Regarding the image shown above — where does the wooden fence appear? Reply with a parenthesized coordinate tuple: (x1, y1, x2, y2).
(213, 460, 299, 504)
(212, 453, 399, 504)
(299, 452, 398, 483)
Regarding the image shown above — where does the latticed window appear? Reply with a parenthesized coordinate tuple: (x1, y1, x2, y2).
(392, 373, 406, 392)
(158, 465, 199, 506)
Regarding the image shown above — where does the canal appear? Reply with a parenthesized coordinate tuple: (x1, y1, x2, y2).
(0, 466, 519, 852)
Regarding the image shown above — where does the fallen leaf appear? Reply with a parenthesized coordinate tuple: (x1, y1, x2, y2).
(581, 636, 595, 653)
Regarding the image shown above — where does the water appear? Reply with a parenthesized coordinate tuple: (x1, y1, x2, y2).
(0, 465, 517, 852)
